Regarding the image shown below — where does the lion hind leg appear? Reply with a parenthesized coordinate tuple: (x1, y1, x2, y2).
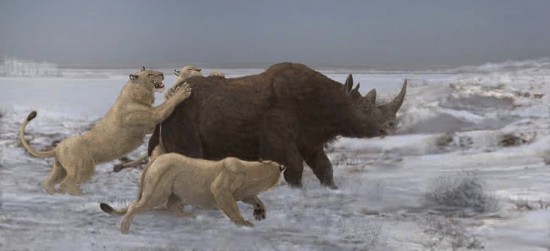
(121, 201, 142, 234)
(120, 182, 172, 234)
(42, 160, 66, 194)
(58, 152, 96, 195)
(58, 161, 86, 196)
(166, 194, 195, 218)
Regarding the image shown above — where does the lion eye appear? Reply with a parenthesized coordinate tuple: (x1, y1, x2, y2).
(147, 73, 154, 76)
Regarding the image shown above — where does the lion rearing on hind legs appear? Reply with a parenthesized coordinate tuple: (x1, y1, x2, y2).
(19, 68, 192, 195)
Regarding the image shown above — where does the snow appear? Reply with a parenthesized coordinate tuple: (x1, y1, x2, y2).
(1, 60, 550, 250)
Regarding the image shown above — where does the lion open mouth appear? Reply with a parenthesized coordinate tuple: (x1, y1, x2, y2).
(154, 81, 164, 89)
(153, 79, 164, 89)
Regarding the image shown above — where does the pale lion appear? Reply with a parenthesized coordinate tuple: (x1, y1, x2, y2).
(165, 65, 225, 99)
(100, 153, 285, 234)
(19, 68, 192, 195)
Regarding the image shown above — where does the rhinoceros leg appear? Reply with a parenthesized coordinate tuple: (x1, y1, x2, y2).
(259, 117, 304, 188)
(304, 148, 337, 189)
(281, 144, 305, 188)
(260, 138, 304, 187)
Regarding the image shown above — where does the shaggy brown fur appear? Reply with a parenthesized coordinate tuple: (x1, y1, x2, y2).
(148, 62, 406, 188)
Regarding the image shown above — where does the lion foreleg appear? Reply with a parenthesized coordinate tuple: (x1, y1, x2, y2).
(242, 196, 266, 221)
(151, 83, 191, 124)
(122, 112, 156, 128)
(210, 171, 252, 227)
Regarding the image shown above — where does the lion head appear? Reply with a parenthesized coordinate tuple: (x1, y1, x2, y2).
(129, 67, 165, 93)
(256, 159, 286, 189)
(174, 65, 202, 83)
(126, 68, 165, 105)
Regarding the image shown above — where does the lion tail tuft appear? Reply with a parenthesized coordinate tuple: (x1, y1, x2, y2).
(100, 203, 128, 215)
(26, 111, 37, 121)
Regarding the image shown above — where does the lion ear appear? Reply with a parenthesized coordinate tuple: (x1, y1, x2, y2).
(129, 74, 139, 83)
(258, 158, 263, 163)
(141, 66, 146, 71)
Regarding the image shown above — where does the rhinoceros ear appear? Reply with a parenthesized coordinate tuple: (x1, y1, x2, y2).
(364, 88, 376, 105)
(344, 74, 353, 95)
(129, 74, 139, 83)
(351, 83, 361, 96)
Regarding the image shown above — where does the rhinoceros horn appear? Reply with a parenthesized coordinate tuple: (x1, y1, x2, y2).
(388, 79, 407, 113)
(344, 74, 353, 95)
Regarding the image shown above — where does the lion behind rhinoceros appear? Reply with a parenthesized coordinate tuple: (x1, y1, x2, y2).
(149, 62, 406, 188)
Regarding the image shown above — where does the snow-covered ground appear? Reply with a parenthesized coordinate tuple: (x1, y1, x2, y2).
(1, 60, 550, 250)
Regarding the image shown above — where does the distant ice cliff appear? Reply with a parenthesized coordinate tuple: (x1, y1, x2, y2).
(0, 57, 61, 77)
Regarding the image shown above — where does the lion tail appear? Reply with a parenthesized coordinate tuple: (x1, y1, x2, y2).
(99, 203, 128, 215)
(19, 111, 55, 158)
(113, 154, 149, 172)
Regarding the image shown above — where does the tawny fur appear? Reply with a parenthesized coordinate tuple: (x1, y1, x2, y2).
(19, 69, 192, 195)
(100, 153, 285, 234)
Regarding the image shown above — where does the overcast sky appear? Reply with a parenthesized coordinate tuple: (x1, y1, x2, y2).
(1, 0, 549, 69)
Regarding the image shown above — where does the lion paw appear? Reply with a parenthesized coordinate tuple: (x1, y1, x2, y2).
(43, 185, 58, 194)
(164, 88, 176, 99)
(175, 211, 195, 218)
(173, 83, 192, 101)
(253, 208, 266, 221)
(208, 72, 225, 78)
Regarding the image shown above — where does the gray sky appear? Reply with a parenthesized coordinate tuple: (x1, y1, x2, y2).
(1, 0, 549, 69)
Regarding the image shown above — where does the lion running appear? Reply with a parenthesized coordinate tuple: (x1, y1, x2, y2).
(100, 153, 285, 234)
(19, 68, 192, 195)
